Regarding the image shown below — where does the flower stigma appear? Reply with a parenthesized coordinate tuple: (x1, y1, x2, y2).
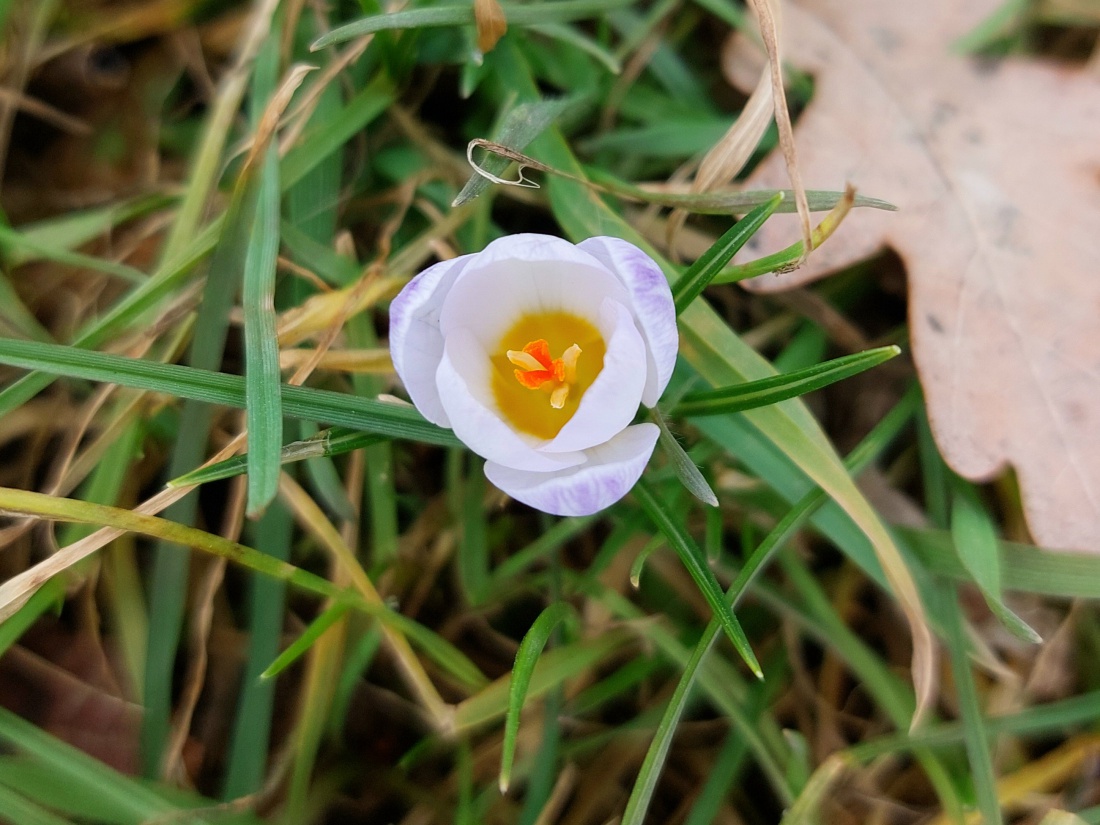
(507, 339, 583, 409)
(491, 311, 606, 440)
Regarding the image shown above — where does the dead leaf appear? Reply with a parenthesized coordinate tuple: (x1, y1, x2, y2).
(732, 0, 1100, 552)
(0, 618, 141, 773)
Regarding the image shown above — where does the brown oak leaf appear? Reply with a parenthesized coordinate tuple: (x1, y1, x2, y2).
(732, 0, 1100, 552)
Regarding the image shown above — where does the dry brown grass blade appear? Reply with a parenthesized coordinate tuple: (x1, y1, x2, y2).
(33, 0, 197, 66)
(665, 23, 774, 256)
(0, 88, 91, 135)
(0, 432, 248, 623)
(664, 0, 812, 263)
(276, 275, 404, 348)
(279, 173, 418, 383)
(277, 474, 455, 733)
(696, 66, 773, 195)
(278, 347, 393, 374)
(161, 0, 282, 262)
(928, 734, 1100, 825)
(474, 0, 508, 53)
(0, 0, 59, 190)
(161, 470, 246, 782)
(745, 0, 812, 259)
(243, 63, 315, 173)
(532, 762, 580, 825)
(277, 35, 373, 157)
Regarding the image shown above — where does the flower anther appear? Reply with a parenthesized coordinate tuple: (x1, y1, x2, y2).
(507, 337, 580, 401)
(389, 234, 677, 516)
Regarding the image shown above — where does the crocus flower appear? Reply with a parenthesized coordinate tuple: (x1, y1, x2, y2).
(389, 234, 677, 516)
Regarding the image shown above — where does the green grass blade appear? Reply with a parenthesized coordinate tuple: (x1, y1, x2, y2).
(0, 486, 484, 693)
(770, 555, 968, 820)
(938, 588, 1004, 825)
(59, 415, 147, 695)
(456, 741, 476, 825)
(454, 630, 631, 730)
(585, 168, 895, 214)
(587, 572, 794, 816)
(283, 604, 346, 825)
(488, 515, 597, 589)
(652, 407, 717, 506)
(280, 75, 395, 191)
(0, 69, 388, 423)
(848, 689, 1100, 762)
(0, 707, 202, 824)
(242, 145, 283, 515)
(675, 346, 902, 417)
(280, 75, 361, 522)
(377, 609, 489, 691)
(778, 754, 849, 825)
(328, 625, 383, 735)
(499, 601, 574, 793)
(581, 118, 737, 158)
(143, 125, 265, 772)
(262, 602, 351, 679)
(528, 22, 622, 74)
(170, 429, 387, 488)
(916, 405, 950, 528)
(280, 220, 359, 286)
(312, 0, 636, 49)
(516, 685, 564, 825)
(633, 479, 762, 678)
(0, 338, 460, 447)
(223, 501, 293, 800)
(0, 486, 343, 603)
(953, 0, 1030, 52)
(454, 95, 583, 207)
(0, 272, 52, 342)
(628, 535, 666, 588)
(684, 727, 754, 825)
(0, 218, 221, 419)
(159, 0, 278, 264)
(568, 657, 663, 718)
(897, 527, 1100, 599)
(0, 223, 147, 284)
(0, 782, 73, 825)
(6, 194, 170, 268)
(621, 388, 933, 825)
(462, 139, 891, 216)
(0, 579, 64, 659)
(672, 195, 782, 314)
(951, 477, 1040, 643)
(345, 312, 402, 565)
(449, 450, 492, 605)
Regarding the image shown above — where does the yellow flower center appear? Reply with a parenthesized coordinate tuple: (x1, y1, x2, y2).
(490, 311, 606, 440)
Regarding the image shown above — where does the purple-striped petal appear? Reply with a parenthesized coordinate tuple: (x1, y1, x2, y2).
(388, 254, 475, 427)
(484, 424, 659, 516)
(578, 237, 677, 407)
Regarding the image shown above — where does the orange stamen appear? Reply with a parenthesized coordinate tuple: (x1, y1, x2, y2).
(507, 338, 582, 405)
(513, 368, 554, 389)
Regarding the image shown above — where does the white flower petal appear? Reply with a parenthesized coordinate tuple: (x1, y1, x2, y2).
(484, 424, 660, 516)
(388, 254, 476, 426)
(437, 328, 586, 473)
(542, 298, 647, 453)
(578, 237, 677, 407)
(438, 233, 629, 350)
